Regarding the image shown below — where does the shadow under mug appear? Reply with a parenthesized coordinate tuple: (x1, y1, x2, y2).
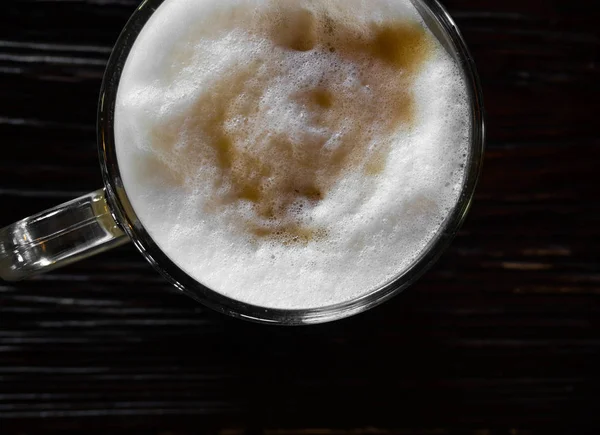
(0, 0, 484, 325)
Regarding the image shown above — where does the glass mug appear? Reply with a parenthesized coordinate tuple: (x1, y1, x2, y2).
(0, 0, 484, 324)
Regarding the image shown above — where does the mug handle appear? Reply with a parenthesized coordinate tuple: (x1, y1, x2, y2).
(0, 188, 128, 281)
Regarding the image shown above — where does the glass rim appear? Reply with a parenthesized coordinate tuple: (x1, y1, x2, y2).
(97, 0, 485, 325)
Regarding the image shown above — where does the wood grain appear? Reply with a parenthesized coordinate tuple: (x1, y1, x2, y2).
(1, 0, 600, 433)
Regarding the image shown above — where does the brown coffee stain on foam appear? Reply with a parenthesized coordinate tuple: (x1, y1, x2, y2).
(364, 148, 389, 175)
(329, 20, 432, 128)
(269, 7, 317, 52)
(248, 223, 327, 246)
(151, 11, 433, 245)
(264, 3, 431, 68)
(272, 4, 431, 124)
(136, 153, 187, 187)
(371, 23, 432, 71)
(309, 88, 334, 109)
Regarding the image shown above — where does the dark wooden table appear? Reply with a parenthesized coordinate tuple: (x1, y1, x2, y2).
(1, 0, 599, 433)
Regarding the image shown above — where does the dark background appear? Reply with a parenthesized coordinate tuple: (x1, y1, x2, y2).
(1, 0, 599, 433)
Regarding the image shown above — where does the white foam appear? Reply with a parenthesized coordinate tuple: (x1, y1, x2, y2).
(115, 0, 471, 309)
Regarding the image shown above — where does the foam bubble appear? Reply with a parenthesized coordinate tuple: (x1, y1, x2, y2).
(115, 0, 471, 309)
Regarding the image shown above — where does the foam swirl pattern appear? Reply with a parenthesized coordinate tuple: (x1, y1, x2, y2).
(115, 0, 471, 309)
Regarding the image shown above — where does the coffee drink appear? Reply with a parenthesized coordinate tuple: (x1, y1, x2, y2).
(114, 0, 470, 309)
